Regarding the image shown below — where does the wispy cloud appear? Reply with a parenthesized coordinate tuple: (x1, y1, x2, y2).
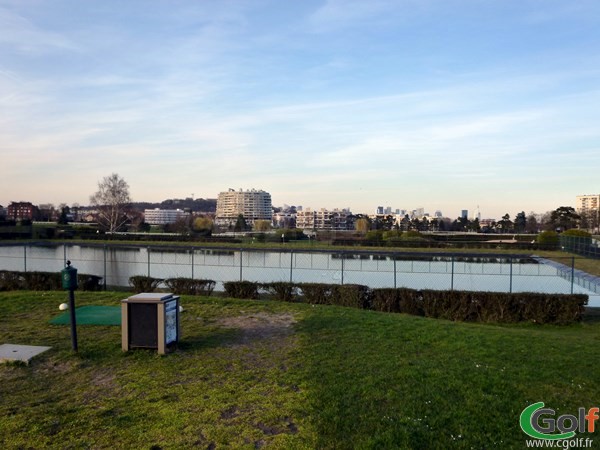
(0, 6, 80, 53)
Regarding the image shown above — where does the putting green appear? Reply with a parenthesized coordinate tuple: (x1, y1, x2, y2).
(50, 305, 121, 326)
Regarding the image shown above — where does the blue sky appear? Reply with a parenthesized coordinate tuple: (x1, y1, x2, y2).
(1, 0, 599, 219)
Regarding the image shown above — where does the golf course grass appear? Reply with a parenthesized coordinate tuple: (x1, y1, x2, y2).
(1, 291, 599, 449)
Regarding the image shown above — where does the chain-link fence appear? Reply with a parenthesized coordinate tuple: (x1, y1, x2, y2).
(1, 243, 599, 302)
(560, 235, 600, 259)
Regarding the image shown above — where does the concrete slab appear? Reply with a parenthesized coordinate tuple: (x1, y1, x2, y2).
(0, 344, 52, 364)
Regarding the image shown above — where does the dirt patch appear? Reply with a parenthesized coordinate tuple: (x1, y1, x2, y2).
(216, 312, 297, 344)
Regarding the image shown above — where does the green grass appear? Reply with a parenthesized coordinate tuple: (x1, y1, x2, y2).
(1, 291, 600, 449)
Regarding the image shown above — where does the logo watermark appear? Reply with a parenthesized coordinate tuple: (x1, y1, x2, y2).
(520, 402, 597, 448)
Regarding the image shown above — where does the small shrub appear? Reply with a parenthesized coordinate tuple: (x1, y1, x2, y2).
(0, 271, 25, 291)
(78, 274, 103, 291)
(371, 288, 400, 313)
(223, 281, 260, 299)
(23, 272, 62, 290)
(129, 275, 162, 293)
(398, 288, 424, 316)
(164, 278, 216, 296)
(297, 283, 335, 304)
(332, 284, 371, 309)
(262, 282, 298, 302)
(537, 231, 559, 250)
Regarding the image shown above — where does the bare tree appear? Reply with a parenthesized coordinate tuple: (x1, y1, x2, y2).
(89, 173, 131, 232)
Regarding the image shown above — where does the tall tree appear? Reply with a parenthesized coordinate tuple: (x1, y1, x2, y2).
(525, 213, 539, 233)
(89, 173, 132, 232)
(514, 211, 527, 233)
(497, 213, 513, 234)
(548, 206, 580, 232)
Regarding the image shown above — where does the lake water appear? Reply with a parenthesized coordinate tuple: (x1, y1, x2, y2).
(1, 243, 598, 306)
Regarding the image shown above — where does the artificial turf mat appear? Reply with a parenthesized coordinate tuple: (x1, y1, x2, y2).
(50, 305, 121, 326)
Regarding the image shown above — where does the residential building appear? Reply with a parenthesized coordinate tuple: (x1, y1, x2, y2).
(215, 188, 272, 226)
(7, 202, 38, 221)
(296, 208, 353, 231)
(144, 208, 190, 225)
(576, 194, 600, 214)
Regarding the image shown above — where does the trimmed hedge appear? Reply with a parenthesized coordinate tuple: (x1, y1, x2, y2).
(164, 277, 216, 296)
(261, 282, 298, 302)
(0, 270, 103, 291)
(332, 284, 371, 309)
(297, 283, 335, 305)
(223, 281, 260, 299)
(370, 288, 587, 324)
(129, 275, 162, 293)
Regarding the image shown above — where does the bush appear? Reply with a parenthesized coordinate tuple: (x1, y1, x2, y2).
(129, 275, 162, 293)
(398, 288, 424, 316)
(78, 274, 103, 291)
(297, 283, 335, 304)
(332, 284, 371, 309)
(164, 278, 215, 296)
(0, 270, 25, 291)
(223, 281, 260, 299)
(371, 288, 400, 313)
(23, 272, 62, 290)
(537, 231, 559, 249)
(261, 282, 298, 302)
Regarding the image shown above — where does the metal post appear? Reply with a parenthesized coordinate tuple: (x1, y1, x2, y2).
(147, 247, 151, 277)
(509, 257, 513, 293)
(239, 249, 243, 281)
(68, 289, 78, 352)
(191, 247, 195, 279)
(103, 245, 107, 291)
(451, 256, 454, 291)
(290, 250, 293, 283)
(394, 257, 397, 289)
(571, 257, 575, 294)
(64, 245, 67, 266)
(341, 252, 344, 285)
(24, 245, 27, 272)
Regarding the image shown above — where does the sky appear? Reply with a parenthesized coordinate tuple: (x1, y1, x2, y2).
(1, 0, 599, 220)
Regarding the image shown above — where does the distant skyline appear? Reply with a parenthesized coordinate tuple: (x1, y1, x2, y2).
(1, 0, 599, 219)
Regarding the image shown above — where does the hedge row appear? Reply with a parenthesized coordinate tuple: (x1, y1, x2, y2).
(222, 281, 588, 325)
(0, 270, 103, 291)
(129, 275, 215, 296)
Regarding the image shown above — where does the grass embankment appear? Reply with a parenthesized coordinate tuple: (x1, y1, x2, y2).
(1, 292, 600, 449)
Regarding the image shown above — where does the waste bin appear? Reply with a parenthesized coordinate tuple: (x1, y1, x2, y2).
(121, 293, 180, 354)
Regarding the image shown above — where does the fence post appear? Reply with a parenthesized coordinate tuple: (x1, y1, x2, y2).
(24, 244, 27, 272)
(571, 257, 575, 294)
(239, 249, 243, 281)
(103, 245, 107, 291)
(451, 255, 454, 291)
(63, 244, 67, 266)
(191, 247, 194, 279)
(289, 250, 293, 283)
(147, 247, 151, 277)
(509, 257, 513, 293)
(341, 252, 344, 285)
(394, 256, 397, 289)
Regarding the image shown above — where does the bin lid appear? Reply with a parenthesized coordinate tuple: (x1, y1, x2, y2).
(124, 293, 175, 303)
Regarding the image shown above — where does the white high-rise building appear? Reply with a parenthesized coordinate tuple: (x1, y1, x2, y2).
(576, 194, 600, 214)
(215, 188, 272, 226)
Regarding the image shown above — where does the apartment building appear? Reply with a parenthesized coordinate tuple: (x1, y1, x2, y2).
(296, 208, 353, 231)
(7, 202, 38, 221)
(576, 194, 600, 214)
(144, 208, 189, 225)
(215, 189, 272, 226)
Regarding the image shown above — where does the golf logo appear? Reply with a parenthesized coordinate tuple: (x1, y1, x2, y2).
(520, 402, 597, 447)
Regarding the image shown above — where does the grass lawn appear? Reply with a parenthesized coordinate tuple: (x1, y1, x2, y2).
(1, 291, 600, 449)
